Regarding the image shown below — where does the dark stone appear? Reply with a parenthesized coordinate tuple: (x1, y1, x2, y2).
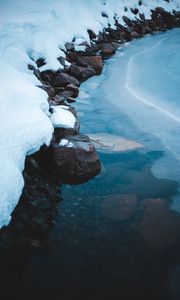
(40, 70, 56, 84)
(36, 57, 46, 68)
(37, 85, 56, 98)
(66, 83, 79, 97)
(69, 64, 96, 82)
(48, 134, 101, 183)
(99, 43, 116, 56)
(79, 56, 103, 75)
(52, 72, 80, 87)
(65, 42, 74, 52)
(131, 8, 139, 15)
(87, 29, 97, 39)
(102, 12, 108, 18)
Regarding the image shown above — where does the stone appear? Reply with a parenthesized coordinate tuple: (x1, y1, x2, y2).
(52, 72, 80, 87)
(87, 29, 97, 39)
(131, 31, 141, 39)
(99, 43, 116, 56)
(49, 134, 101, 183)
(139, 198, 180, 250)
(101, 194, 138, 221)
(40, 70, 56, 84)
(65, 42, 74, 52)
(80, 56, 103, 75)
(38, 85, 56, 98)
(66, 83, 79, 97)
(69, 64, 96, 82)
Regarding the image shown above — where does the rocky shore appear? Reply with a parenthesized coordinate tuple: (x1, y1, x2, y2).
(0, 4, 180, 243)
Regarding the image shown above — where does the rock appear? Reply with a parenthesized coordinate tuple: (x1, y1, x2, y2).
(65, 42, 74, 52)
(49, 134, 101, 183)
(89, 133, 143, 152)
(52, 72, 80, 87)
(69, 64, 96, 82)
(36, 57, 46, 68)
(87, 29, 97, 40)
(80, 56, 103, 75)
(66, 83, 79, 97)
(131, 8, 139, 15)
(101, 194, 138, 221)
(51, 94, 65, 105)
(102, 12, 108, 18)
(40, 70, 56, 84)
(37, 85, 56, 98)
(131, 31, 141, 39)
(99, 43, 116, 56)
(139, 198, 180, 250)
(122, 16, 133, 27)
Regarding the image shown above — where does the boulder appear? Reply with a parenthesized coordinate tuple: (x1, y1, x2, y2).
(52, 72, 80, 88)
(80, 56, 103, 75)
(49, 134, 101, 183)
(99, 43, 116, 56)
(66, 83, 79, 97)
(69, 64, 96, 81)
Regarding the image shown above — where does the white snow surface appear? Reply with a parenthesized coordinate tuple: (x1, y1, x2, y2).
(0, 0, 180, 228)
(50, 106, 76, 128)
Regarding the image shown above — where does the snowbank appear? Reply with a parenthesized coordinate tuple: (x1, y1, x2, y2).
(0, 0, 180, 228)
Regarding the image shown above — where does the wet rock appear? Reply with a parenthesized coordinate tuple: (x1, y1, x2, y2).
(139, 198, 180, 250)
(52, 72, 80, 88)
(101, 194, 138, 221)
(69, 64, 96, 82)
(48, 134, 101, 183)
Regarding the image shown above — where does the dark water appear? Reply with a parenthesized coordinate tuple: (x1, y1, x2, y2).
(1, 30, 180, 300)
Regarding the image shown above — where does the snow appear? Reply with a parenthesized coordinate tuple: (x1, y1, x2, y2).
(0, 0, 180, 228)
(50, 106, 76, 128)
(59, 139, 74, 148)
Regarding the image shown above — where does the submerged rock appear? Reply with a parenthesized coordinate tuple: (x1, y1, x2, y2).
(101, 194, 138, 221)
(139, 198, 180, 250)
(89, 133, 143, 153)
